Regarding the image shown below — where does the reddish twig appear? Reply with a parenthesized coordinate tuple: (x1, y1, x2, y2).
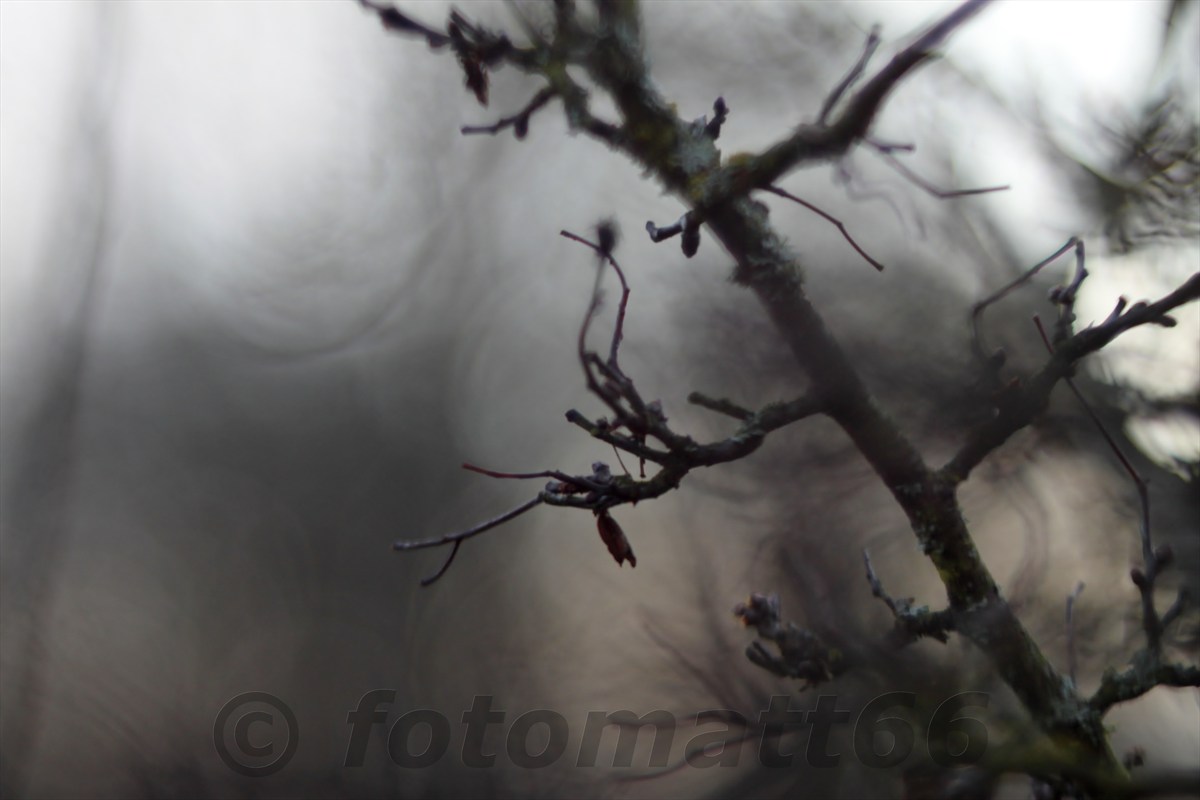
(765, 185, 885, 271)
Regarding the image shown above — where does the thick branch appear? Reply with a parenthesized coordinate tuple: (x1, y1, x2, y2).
(1091, 657, 1200, 714)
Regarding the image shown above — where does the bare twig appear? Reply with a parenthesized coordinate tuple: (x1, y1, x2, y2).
(561, 227, 633, 400)
(733, 592, 845, 687)
(863, 550, 955, 645)
(703, 96, 729, 140)
(394, 497, 544, 586)
(687, 392, 754, 422)
(1066, 581, 1085, 687)
(725, 0, 994, 192)
(357, 0, 451, 47)
(765, 185, 885, 271)
(462, 87, 555, 138)
(971, 237, 1082, 360)
(395, 227, 827, 584)
(818, 25, 881, 125)
(865, 135, 915, 154)
(869, 144, 1010, 199)
(1032, 314, 1168, 654)
(827, 0, 992, 141)
(945, 271, 1200, 484)
(371, 3, 1199, 783)
(461, 462, 606, 492)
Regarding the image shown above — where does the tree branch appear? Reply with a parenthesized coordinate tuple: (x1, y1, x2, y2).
(945, 272, 1200, 484)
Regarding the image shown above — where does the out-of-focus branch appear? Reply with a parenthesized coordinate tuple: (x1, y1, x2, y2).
(945, 271, 1199, 484)
(461, 87, 555, 138)
(863, 550, 955, 645)
(720, 0, 993, 193)
(971, 237, 1083, 361)
(733, 592, 845, 687)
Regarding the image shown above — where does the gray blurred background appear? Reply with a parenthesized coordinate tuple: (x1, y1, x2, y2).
(1, 2, 1197, 798)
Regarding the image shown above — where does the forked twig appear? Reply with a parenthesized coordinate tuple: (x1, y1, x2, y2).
(394, 497, 544, 586)
(971, 237, 1082, 360)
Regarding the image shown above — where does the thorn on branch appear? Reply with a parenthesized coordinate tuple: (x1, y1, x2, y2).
(765, 185, 884, 271)
(462, 87, 556, 138)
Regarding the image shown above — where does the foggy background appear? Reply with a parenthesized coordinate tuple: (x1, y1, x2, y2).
(1, 1, 1197, 798)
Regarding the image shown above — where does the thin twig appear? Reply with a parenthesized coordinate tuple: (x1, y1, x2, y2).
(1033, 314, 1160, 648)
(971, 237, 1081, 360)
(461, 462, 608, 492)
(766, 185, 885, 271)
(687, 392, 754, 422)
(1066, 581, 1085, 687)
(462, 87, 556, 138)
(394, 496, 544, 586)
(462, 463, 560, 481)
(863, 549, 953, 644)
(819, 25, 881, 125)
(865, 135, 915, 154)
(561, 227, 633, 385)
(645, 213, 689, 243)
(357, 0, 451, 48)
(871, 145, 1010, 199)
(946, 273, 1200, 484)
